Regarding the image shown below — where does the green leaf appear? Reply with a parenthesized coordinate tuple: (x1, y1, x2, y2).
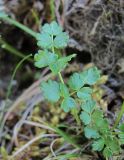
(91, 110, 110, 132)
(37, 32, 52, 49)
(68, 73, 84, 90)
(92, 109, 103, 121)
(60, 83, 69, 98)
(92, 138, 105, 151)
(50, 21, 63, 35)
(80, 70, 88, 84)
(84, 127, 100, 139)
(50, 54, 76, 74)
(80, 111, 91, 125)
(61, 97, 76, 112)
(39, 21, 68, 49)
(34, 50, 58, 68)
(80, 67, 100, 85)
(55, 127, 80, 148)
(95, 119, 109, 133)
(81, 99, 96, 114)
(54, 32, 69, 48)
(118, 133, 124, 144)
(42, 21, 62, 35)
(77, 87, 92, 101)
(41, 80, 60, 102)
(119, 123, 124, 132)
(103, 147, 112, 158)
(37, 21, 67, 49)
(86, 67, 100, 85)
(105, 136, 120, 153)
(41, 23, 52, 34)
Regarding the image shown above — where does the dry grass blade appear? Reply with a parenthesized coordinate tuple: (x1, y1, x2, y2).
(2, 73, 52, 130)
(11, 134, 58, 159)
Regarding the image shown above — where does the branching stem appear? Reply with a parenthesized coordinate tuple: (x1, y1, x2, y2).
(51, 35, 64, 84)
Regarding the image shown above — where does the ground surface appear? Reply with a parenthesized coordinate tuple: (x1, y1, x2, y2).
(0, 0, 124, 160)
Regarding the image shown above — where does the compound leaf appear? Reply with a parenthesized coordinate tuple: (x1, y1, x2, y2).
(41, 80, 60, 102)
(50, 54, 76, 74)
(81, 99, 96, 114)
(92, 138, 105, 151)
(34, 50, 58, 68)
(68, 73, 84, 90)
(61, 97, 76, 112)
(80, 111, 91, 125)
(77, 87, 92, 101)
(84, 127, 100, 139)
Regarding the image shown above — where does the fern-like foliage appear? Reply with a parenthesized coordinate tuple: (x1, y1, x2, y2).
(34, 21, 123, 159)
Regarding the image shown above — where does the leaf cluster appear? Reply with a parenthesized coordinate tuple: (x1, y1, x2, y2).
(34, 21, 124, 159)
(34, 21, 76, 74)
(41, 66, 100, 112)
(37, 21, 69, 49)
(80, 99, 122, 158)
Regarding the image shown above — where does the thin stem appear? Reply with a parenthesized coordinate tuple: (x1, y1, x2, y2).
(6, 54, 32, 100)
(31, 9, 40, 27)
(70, 91, 77, 96)
(51, 35, 64, 84)
(71, 108, 81, 126)
(50, 0, 55, 21)
(0, 54, 32, 138)
(112, 102, 124, 130)
(1, 16, 37, 38)
(0, 38, 33, 62)
(58, 72, 64, 84)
